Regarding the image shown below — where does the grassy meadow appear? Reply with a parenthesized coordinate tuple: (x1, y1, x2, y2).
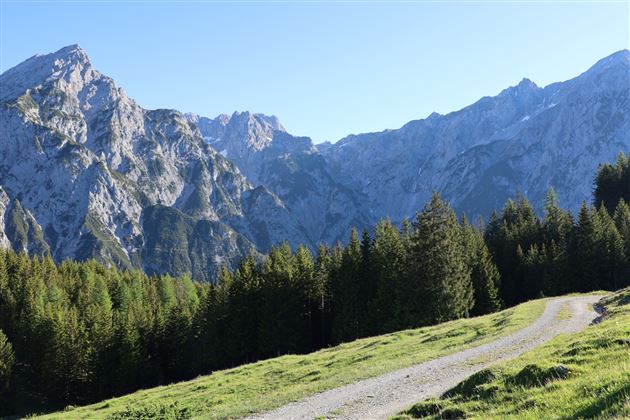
(396, 288, 630, 419)
(38, 298, 549, 419)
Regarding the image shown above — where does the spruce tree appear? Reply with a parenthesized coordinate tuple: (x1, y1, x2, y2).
(613, 199, 630, 287)
(313, 245, 333, 348)
(0, 329, 15, 414)
(358, 230, 376, 337)
(596, 205, 625, 291)
(486, 195, 542, 305)
(0, 329, 14, 390)
(225, 254, 260, 364)
(571, 202, 600, 292)
(539, 189, 573, 295)
(331, 230, 362, 343)
(461, 218, 501, 315)
(407, 193, 473, 325)
(294, 245, 316, 352)
(370, 218, 406, 333)
(595, 152, 630, 213)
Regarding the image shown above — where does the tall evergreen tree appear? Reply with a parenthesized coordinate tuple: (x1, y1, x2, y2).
(358, 230, 377, 337)
(406, 193, 473, 326)
(570, 202, 600, 292)
(461, 217, 501, 316)
(540, 189, 573, 295)
(595, 151, 630, 213)
(313, 245, 333, 348)
(331, 230, 362, 343)
(0, 329, 14, 392)
(596, 205, 625, 291)
(613, 199, 630, 287)
(294, 245, 317, 352)
(485, 195, 542, 305)
(370, 218, 406, 333)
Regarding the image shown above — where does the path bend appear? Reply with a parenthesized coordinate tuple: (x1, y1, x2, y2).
(250, 295, 602, 420)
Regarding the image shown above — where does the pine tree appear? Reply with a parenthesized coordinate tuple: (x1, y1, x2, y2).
(486, 195, 542, 306)
(358, 230, 376, 337)
(570, 202, 600, 292)
(313, 245, 333, 348)
(331, 230, 362, 343)
(596, 205, 625, 291)
(595, 152, 630, 213)
(0, 329, 14, 390)
(406, 193, 473, 325)
(461, 218, 501, 315)
(258, 243, 305, 356)
(223, 254, 260, 364)
(0, 329, 15, 414)
(370, 218, 406, 333)
(294, 245, 316, 352)
(613, 199, 630, 288)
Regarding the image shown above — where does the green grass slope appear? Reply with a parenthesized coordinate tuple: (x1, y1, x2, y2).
(38, 298, 550, 419)
(397, 288, 630, 419)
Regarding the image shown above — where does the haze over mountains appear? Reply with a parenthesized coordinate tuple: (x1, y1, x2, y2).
(1, 45, 628, 281)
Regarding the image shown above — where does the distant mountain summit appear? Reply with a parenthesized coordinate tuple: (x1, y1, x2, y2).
(321, 49, 629, 219)
(1, 45, 628, 280)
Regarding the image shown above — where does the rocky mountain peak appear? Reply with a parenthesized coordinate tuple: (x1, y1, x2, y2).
(593, 49, 630, 68)
(517, 77, 538, 89)
(49, 43, 90, 65)
(228, 111, 285, 141)
(580, 49, 630, 82)
(0, 43, 100, 103)
(498, 77, 540, 99)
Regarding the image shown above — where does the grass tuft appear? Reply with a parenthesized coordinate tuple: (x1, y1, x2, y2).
(443, 368, 497, 399)
(405, 399, 443, 418)
(506, 363, 570, 388)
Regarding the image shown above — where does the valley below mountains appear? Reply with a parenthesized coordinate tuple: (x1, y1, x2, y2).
(1, 45, 628, 281)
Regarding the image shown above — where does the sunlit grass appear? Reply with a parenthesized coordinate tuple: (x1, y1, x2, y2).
(397, 288, 630, 419)
(38, 299, 548, 419)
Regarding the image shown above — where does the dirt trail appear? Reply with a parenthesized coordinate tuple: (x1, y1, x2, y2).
(250, 295, 602, 420)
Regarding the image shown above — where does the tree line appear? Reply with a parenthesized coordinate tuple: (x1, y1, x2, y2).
(1, 153, 629, 416)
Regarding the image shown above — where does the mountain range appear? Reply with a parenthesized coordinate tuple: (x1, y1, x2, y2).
(1, 45, 628, 281)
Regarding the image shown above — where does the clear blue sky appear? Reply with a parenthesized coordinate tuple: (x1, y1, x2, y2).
(1, 1, 629, 143)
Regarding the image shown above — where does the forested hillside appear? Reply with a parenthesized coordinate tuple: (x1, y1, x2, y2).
(1, 154, 629, 416)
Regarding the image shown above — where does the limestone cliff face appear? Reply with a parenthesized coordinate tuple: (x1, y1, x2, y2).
(0, 45, 306, 281)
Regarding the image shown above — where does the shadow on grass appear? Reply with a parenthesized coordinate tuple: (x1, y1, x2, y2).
(571, 382, 630, 419)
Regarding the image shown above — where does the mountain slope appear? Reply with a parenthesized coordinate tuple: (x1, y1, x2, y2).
(189, 111, 371, 245)
(321, 50, 630, 219)
(0, 45, 307, 280)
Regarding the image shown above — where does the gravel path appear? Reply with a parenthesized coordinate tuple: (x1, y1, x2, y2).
(250, 295, 602, 420)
